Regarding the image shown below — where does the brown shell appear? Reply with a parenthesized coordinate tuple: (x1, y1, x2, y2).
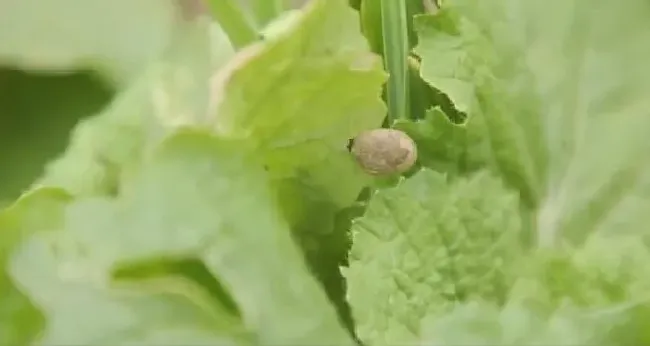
(351, 129, 417, 176)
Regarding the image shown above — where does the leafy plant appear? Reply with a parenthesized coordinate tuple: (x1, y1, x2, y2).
(2, 0, 650, 345)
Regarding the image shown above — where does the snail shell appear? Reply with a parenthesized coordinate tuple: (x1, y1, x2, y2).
(351, 128, 417, 176)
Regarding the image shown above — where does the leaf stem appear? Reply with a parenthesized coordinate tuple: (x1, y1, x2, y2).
(380, 0, 410, 122)
(207, 0, 259, 49)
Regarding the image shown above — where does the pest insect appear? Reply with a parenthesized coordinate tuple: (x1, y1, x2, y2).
(351, 128, 418, 176)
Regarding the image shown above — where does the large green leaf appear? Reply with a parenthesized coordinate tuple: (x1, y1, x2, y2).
(344, 169, 650, 345)
(346, 0, 650, 343)
(417, 233, 650, 345)
(208, 0, 387, 329)
(344, 169, 523, 345)
(417, 299, 610, 345)
(413, 4, 547, 206)
(10, 130, 355, 345)
(10, 238, 249, 345)
(38, 15, 229, 198)
(0, 3, 233, 202)
(5, 139, 249, 345)
(0, 1, 219, 201)
(414, 0, 650, 245)
(209, 0, 386, 207)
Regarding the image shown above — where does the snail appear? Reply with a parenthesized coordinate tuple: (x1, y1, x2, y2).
(351, 128, 418, 176)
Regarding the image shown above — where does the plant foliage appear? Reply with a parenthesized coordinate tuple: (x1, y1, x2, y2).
(3, 0, 650, 344)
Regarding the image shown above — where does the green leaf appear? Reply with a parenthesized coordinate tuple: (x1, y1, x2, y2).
(360, 0, 383, 54)
(208, 0, 387, 329)
(394, 107, 482, 176)
(426, 233, 650, 345)
(344, 168, 650, 345)
(513, 234, 650, 312)
(417, 226, 650, 345)
(7, 170, 247, 346)
(0, 3, 227, 202)
(355, 1, 650, 343)
(10, 238, 249, 345)
(0, 187, 72, 345)
(12, 129, 355, 345)
(273, 176, 357, 332)
(209, 0, 387, 206)
(414, 0, 650, 246)
(0, 0, 179, 84)
(418, 299, 609, 345)
(414, 6, 547, 206)
(38, 16, 227, 198)
(151, 131, 354, 344)
(344, 169, 523, 345)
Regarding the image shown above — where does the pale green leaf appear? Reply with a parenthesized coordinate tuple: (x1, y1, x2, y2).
(415, 0, 650, 246)
(15, 129, 355, 345)
(207, 0, 387, 329)
(417, 229, 650, 345)
(0, 0, 178, 84)
(4, 189, 242, 346)
(209, 0, 387, 207)
(10, 236, 249, 345)
(452, 233, 650, 345)
(344, 169, 523, 345)
(414, 6, 547, 206)
(353, 1, 650, 343)
(273, 175, 358, 332)
(418, 300, 610, 345)
(38, 17, 228, 197)
(0, 187, 72, 345)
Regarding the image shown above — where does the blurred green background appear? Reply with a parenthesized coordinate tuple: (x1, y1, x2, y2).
(0, 0, 313, 205)
(0, 69, 113, 202)
(0, 0, 180, 204)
